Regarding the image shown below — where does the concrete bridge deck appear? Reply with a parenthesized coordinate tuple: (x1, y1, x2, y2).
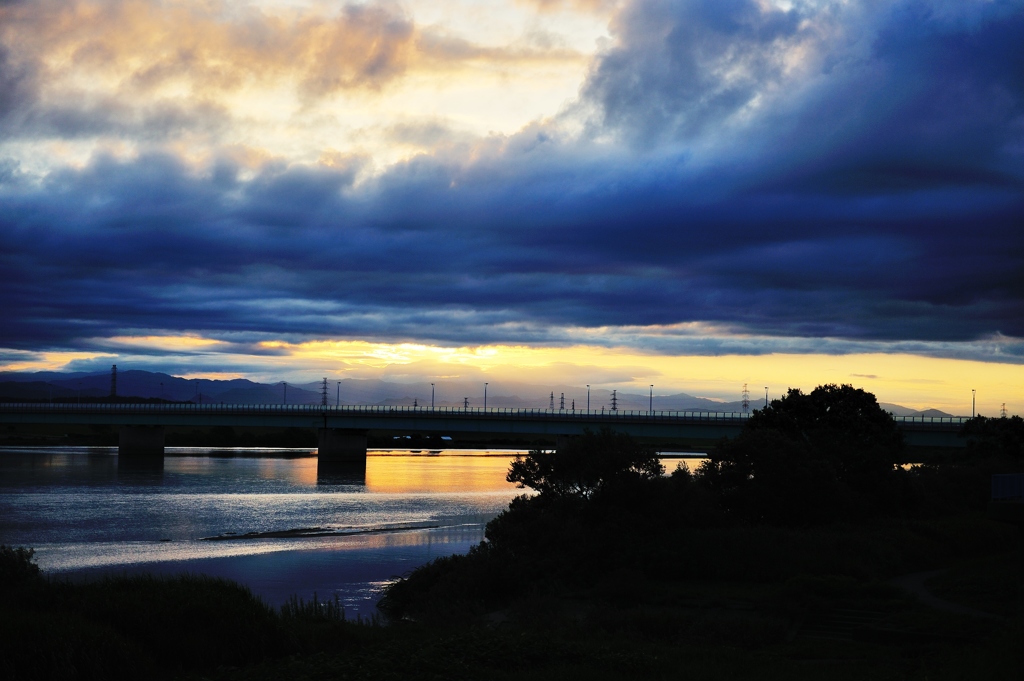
(0, 403, 969, 459)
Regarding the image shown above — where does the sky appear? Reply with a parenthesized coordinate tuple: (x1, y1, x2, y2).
(1, 0, 1022, 415)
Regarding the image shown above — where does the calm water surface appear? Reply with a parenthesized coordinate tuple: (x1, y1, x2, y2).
(0, 447, 525, 616)
(1, 447, 702, 615)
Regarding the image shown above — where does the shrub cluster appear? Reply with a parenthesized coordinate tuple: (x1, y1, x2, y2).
(381, 385, 1023, 621)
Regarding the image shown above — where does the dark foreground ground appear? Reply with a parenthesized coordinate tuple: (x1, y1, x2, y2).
(2, 513, 1021, 681)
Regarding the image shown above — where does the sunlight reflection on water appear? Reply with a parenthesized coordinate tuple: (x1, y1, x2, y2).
(0, 447, 523, 612)
(1, 447, 706, 613)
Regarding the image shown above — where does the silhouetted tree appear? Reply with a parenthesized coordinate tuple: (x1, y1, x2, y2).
(961, 415, 1024, 461)
(697, 384, 907, 523)
(507, 428, 663, 499)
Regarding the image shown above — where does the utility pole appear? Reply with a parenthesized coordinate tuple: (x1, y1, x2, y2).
(463, 397, 469, 409)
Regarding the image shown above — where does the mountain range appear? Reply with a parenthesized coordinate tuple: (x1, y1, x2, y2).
(0, 369, 954, 417)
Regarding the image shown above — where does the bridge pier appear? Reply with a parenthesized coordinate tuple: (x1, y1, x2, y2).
(318, 428, 368, 462)
(118, 425, 165, 458)
(317, 429, 367, 483)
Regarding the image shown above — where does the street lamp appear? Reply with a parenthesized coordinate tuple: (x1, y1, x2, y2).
(972, 389, 976, 418)
(765, 387, 769, 409)
(431, 383, 435, 409)
(484, 382, 488, 410)
(587, 385, 590, 412)
(649, 385, 653, 414)
(337, 381, 341, 407)
(283, 382, 287, 405)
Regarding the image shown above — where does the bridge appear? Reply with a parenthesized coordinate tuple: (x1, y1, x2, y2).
(0, 403, 969, 463)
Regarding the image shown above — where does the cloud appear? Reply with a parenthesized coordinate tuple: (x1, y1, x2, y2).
(582, 0, 808, 147)
(0, 0, 1022, 369)
(0, 0, 591, 147)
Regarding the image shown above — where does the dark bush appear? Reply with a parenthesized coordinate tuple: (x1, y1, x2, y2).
(507, 428, 663, 498)
(696, 384, 909, 523)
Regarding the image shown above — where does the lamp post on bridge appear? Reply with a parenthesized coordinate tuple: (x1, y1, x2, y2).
(587, 385, 590, 413)
(431, 383, 435, 409)
(765, 387, 769, 409)
(484, 382, 488, 410)
(649, 385, 653, 414)
(337, 381, 341, 407)
(972, 389, 976, 418)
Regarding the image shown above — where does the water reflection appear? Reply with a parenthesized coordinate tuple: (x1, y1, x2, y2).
(0, 446, 524, 614)
(365, 451, 520, 494)
(117, 454, 165, 482)
(317, 459, 367, 486)
(0, 447, 712, 616)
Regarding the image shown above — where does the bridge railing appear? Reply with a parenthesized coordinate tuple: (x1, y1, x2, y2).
(0, 402, 753, 421)
(0, 402, 973, 425)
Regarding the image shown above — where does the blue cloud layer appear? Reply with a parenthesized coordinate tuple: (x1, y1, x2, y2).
(1, 0, 1023, 360)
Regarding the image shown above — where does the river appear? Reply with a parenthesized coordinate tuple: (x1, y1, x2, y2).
(0, 446, 700, 617)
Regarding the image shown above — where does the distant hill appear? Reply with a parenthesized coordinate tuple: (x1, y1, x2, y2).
(879, 402, 954, 418)
(0, 369, 956, 416)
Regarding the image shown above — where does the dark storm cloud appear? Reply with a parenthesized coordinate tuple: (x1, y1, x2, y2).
(583, 0, 805, 146)
(0, 44, 38, 128)
(1, 0, 1023, 361)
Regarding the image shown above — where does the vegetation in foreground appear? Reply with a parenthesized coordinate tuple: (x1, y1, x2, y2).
(3, 385, 1023, 679)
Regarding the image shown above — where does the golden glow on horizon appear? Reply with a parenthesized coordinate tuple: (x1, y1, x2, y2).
(0, 351, 115, 373)
(178, 372, 247, 380)
(242, 337, 1023, 415)
(4, 335, 1023, 417)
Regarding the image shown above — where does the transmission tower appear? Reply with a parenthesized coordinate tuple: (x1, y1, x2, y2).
(560, 392, 565, 410)
(110, 365, 117, 398)
(464, 397, 469, 408)
(742, 383, 750, 414)
(320, 378, 328, 406)
(550, 392, 555, 410)
(610, 389, 618, 411)
(1001, 403, 1008, 418)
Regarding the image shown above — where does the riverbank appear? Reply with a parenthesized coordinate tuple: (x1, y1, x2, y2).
(3, 516, 1021, 681)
